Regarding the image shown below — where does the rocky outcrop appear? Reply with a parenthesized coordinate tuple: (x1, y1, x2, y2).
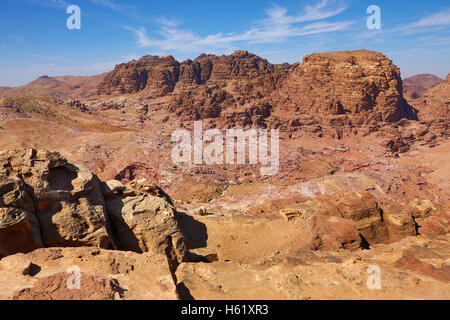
(0, 150, 188, 265)
(103, 179, 188, 266)
(98, 50, 413, 126)
(308, 215, 363, 251)
(97, 56, 180, 97)
(0, 149, 112, 250)
(276, 50, 409, 123)
(418, 213, 449, 236)
(176, 233, 450, 300)
(13, 272, 123, 300)
(278, 191, 410, 249)
(0, 208, 43, 258)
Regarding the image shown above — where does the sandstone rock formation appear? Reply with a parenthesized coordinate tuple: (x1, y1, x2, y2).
(103, 179, 188, 266)
(276, 50, 410, 123)
(0, 150, 188, 266)
(0, 247, 177, 300)
(0, 48, 448, 301)
(0, 149, 111, 251)
(176, 233, 450, 300)
(97, 50, 415, 127)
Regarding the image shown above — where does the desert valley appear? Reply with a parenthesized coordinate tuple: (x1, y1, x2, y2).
(0, 48, 449, 300)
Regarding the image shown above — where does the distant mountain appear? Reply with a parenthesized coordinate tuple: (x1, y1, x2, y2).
(409, 73, 449, 119)
(403, 74, 443, 99)
(0, 74, 105, 98)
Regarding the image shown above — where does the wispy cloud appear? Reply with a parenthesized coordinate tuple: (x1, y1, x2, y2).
(88, 0, 136, 12)
(125, 0, 353, 53)
(27, 0, 70, 9)
(394, 8, 450, 34)
(29, 53, 64, 60)
(7, 33, 24, 44)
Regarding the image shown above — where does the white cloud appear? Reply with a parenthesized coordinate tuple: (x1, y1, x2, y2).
(394, 8, 450, 34)
(88, 0, 136, 12)
(125, 0, 353, 53)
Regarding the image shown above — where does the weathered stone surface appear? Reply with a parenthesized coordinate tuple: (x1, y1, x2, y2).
(0, 208, 43, 258)
(0, 149, 112, 251)
(394, 254, 450, 283)
(0, 149, 189, 265)
(176, 262, 307, 300)
(280, 191, 392, 246)
(125, 178, 173, 205)
(276, 50, 410, 123)
(334, 191, 389, 244)
(13, 272, 124, 300)
(418, 213, 449, 236)
(405, 198, 439, 222)
(176, 234, 450, 300)
(382, 202, 417, 241)
(104, 187, 188, 265)
(0, 247, 178, 300)
(308, 215, 362, 251)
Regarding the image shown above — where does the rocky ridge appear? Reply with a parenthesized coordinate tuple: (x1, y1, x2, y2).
(98, 50, 416, 127)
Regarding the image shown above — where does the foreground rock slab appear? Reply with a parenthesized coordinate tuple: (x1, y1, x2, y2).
(176, 234, 450, 300)
(0, 247, 178, 300)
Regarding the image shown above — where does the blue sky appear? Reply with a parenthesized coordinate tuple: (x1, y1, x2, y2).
(0, 0, 449, 86)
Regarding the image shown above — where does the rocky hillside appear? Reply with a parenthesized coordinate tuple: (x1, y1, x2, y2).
(98, 50, 415, 126)
(0, 74, 105, 98)
(0, 149, 449, 300)
(0, 49, 448, 300)
(0, 150, 188, 266)
(403, 74, 443, 100)
(409, 73, 449, 120)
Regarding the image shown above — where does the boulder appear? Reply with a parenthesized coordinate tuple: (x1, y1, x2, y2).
(308, 215, 363, 251)
(380, 202, 417, 242)
(103, 184, 188, 266)
(418, 213, 449, 236)
(0, 149, 112, 251)
(334, 191, 389, 244)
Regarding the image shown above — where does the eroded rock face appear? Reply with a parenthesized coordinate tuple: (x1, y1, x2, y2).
(0, 208, 43, 258)
(308, 215, 363, 251)
(97, 50, 412, 126)
(0, 150, 189, 264)
(0, 149, 112, 250)
(176, 233, 450, 300)
(103, 180, 188, 265)
(277, 50, 408, 123)
(97, 56, 180, 97)
(13, 272, 123, 300)
(334, 191, 389, 244)
(0, 247, 178, 300)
